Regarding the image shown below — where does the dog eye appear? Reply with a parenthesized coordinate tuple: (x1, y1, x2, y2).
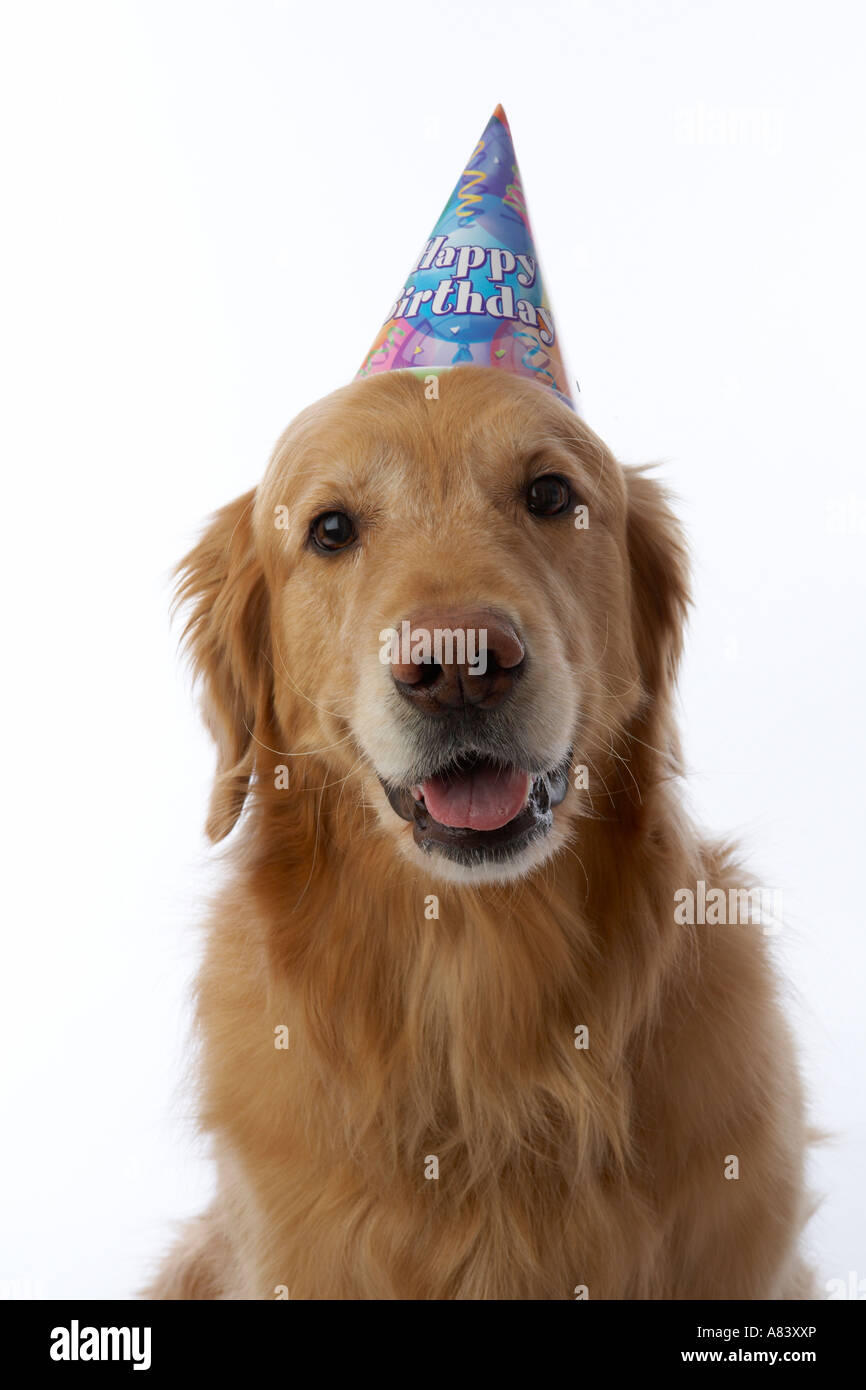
(310, 511, 357, 552)
(526, 474, 572, 516)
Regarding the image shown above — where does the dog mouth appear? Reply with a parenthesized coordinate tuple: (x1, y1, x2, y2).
(379, 754, 571, 865)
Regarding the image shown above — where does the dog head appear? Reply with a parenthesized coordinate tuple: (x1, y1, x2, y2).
(177, 368, 688, 884)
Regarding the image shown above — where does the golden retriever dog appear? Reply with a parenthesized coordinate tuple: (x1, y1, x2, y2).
(150, 367, 813, 1299)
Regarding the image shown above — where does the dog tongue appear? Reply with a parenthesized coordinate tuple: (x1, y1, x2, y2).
(420, 765, 531, 831)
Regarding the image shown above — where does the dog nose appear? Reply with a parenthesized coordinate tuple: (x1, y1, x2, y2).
(390, 607, 525, 715)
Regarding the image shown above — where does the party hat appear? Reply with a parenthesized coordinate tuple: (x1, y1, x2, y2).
(356, 105, 575, 409)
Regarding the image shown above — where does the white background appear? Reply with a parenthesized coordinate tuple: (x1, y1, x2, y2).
(1, 0, 863, 1300)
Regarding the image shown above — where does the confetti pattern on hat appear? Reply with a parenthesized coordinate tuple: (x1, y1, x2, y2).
(356, 105, 575, 410)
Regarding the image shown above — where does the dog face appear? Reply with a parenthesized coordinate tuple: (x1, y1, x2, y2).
(179, 367, 688, 884)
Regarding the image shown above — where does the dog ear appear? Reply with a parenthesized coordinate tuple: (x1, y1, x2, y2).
(175, 488, 272, 842)
(623, 466, 691, 740)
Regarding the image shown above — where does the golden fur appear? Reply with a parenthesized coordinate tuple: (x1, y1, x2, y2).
(149, 368, 812, 1299)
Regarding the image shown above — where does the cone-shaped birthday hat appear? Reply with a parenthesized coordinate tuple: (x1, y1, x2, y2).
(356, 105, 575, 409)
